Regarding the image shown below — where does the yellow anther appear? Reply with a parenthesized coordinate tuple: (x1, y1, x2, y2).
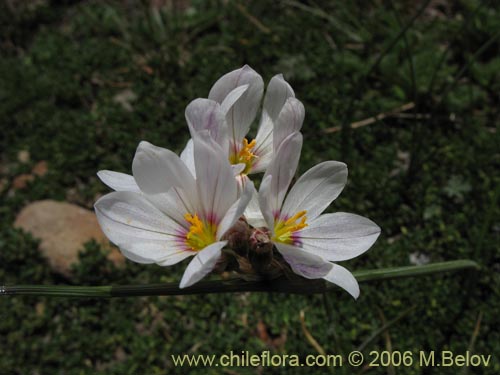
(229, 138, 258, 175)
(273, 210, 308, 244)
(240, 138, 257, 162)
(184, 213, 217, 251)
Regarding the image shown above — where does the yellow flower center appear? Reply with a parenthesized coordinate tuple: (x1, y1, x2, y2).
(273, 211, 308, 244)
(184, 213, 217, 251)
(229, 138, 258, 175)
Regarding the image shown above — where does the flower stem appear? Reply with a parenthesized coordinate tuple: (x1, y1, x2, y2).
(1, 260, 479, 298)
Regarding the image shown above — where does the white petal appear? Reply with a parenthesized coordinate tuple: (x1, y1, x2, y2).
(235, 174, 249, 194)
(323, 264, 360, 299)
(263, 132, 303, 215)
(157, 250, 194, 266)
(185, 99, 228, 150)
(179, 241, 227, 288)
(250, 153, 272, 174)
(132, 141, 195, 195)
(193, 135, 237, 222)
(208, 65, 264, 143)
(263, 74, 295, 121)
(251, 74, 295, 173)
(94, 191, 189, 263)
(244, 188, 267, 228)
(97, 170, 140, 192)
(179, 139, 196, 178)
(220, 84, 249, 114)
(145, 187, 198, 230)
(126, 243, 194, 266)
(119, 248, 156, 264)
(232, 163, 246, 176)
(273, 97, 305, 152)
(275, 242, 333, 279)
(217, 179, 254, 238)
(282, 161, 347, 221)
(258, 174, 275, 228)
(298, 213, 381, 261)
(251, 111, 274, 173)
(121, 247, 193, 265)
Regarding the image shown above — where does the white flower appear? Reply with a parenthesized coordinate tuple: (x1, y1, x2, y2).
(95, 66, 381, 296)
(95, 135, 254, 288)
(258, 132, 381, 298)
(181, 65, 304, 177)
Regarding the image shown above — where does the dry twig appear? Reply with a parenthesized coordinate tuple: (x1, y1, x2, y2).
(324, 102, 416, 134)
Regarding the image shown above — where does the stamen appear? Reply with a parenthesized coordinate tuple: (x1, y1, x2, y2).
(184, 213, 217, 251)
(273, 210, 308, 245)
(229, 138, 258, 174)
(240, 138, 256, 162)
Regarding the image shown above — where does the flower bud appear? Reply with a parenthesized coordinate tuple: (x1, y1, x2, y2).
(221, 217, 251, 256)
(249, 227, 274, 276)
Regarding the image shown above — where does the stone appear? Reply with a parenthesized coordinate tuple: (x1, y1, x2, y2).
(14, 200, 124, 277)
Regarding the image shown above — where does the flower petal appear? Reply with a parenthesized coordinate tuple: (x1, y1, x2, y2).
(208, 65, 264, 143)
(94, 191, 190, 263)
(145, 187, 198, 230)
(180, 139, 196, 177)
(119, 248, 156, 264)
(298, 213, 381, 261)
(323, 264, 360, 299)
(251, 74, 295, 173)
(132, 141, 195, 195)
(157, 250, 194, 266)
(97, 170, 140, 192)
(220, 84, 249, 114)
(185, 99, 228, 150)
(217, 179, 254, 238)
(275, 242, 333, 279)
(263, 132, 303, 215)
(125, 244, 194, 266)
(232, 163, 246, 176)
(179, 241, 227, 288)
(282, 161, 347, 221)
(251, 110, 273, 173)
(273, 97, 305, 152)
(193, 135, 237, 222)
(244, 187, 267, 228)
(263, 74, 295, 122)
(258, 174, 275, 228)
